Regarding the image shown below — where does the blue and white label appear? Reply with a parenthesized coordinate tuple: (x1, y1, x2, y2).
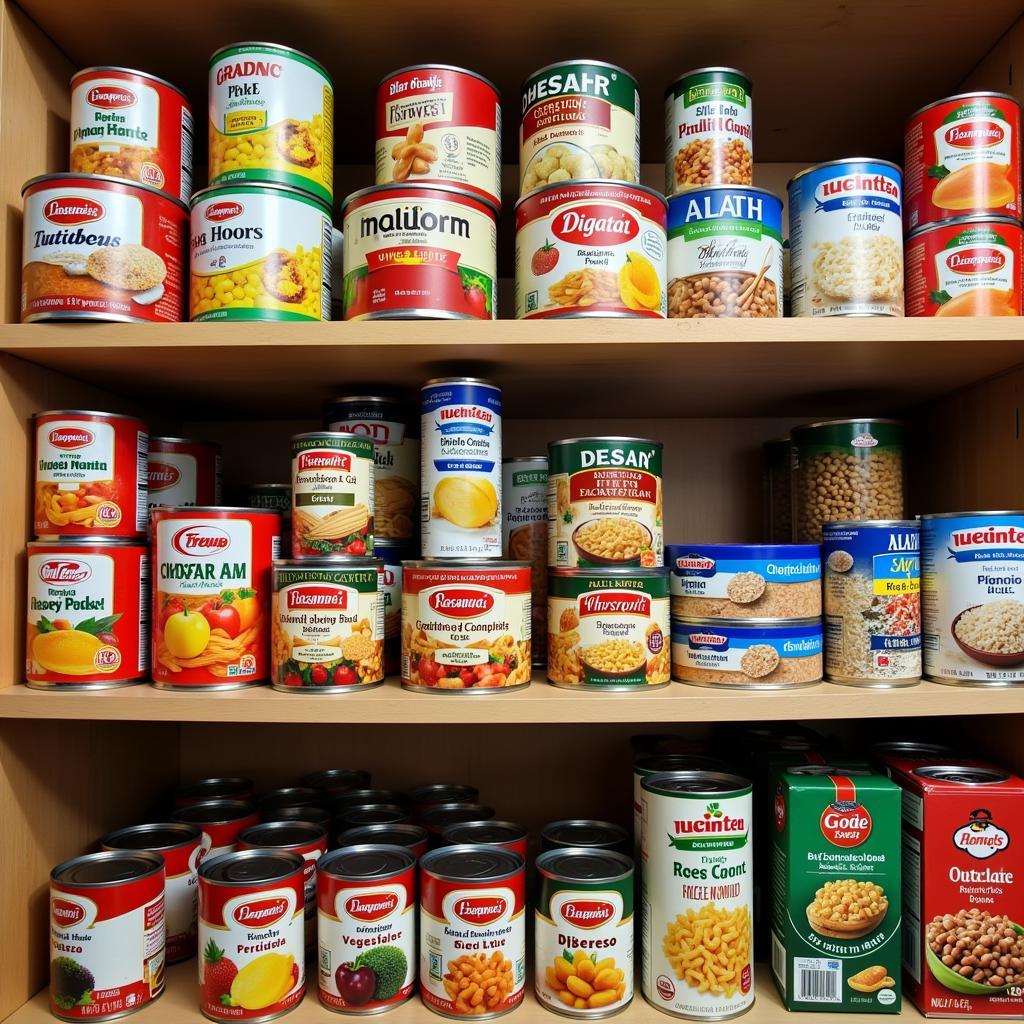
(667, 543, 820, 598)
(671, 620, 822, 682)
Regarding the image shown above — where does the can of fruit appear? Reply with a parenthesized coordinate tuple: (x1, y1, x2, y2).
(148, 437, 223, 512)
(317, 844, 418, 1013)
(172, 800, 261, 860)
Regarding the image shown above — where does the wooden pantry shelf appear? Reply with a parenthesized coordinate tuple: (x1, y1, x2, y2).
(3, 319, 1024, 418)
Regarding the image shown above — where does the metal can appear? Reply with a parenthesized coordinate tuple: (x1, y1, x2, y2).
(325, 395, 419, 545)
(100, 823, 202, 964)
(640, 771, 754, 1018)
(291, 433, 375, 558)
(441, 821, 528, 859)
(171, 800, 261, 860)
(401, 560, 532, 691)
(240, 484, 291, 558)
(419, 845, 527, 1017)
(409, 783, 480, 810)
(541, 821, 629, 856)
(26, 537, 148, 688)
(259, 787, 323, 811)
(341, 184, 498, 320)
(21, 173, 187, 324)
(787, 159, 904, 317)
(176, 777, 256, 808)
(419, 803, 497, 842)
(375, 64, 501, 209)
(70, 66, 193, 202)
(336, 824, 429, 860)
(190, 183, 331, 323)
(513, 181, 667, 319)
(904, 215, 1023, 316)
(208, 42, 333, 205)
(822, 520, 921, 686)
(502, 457, 548, 666)
(665, 67, 753, 194)
(337, 805, 413, 829)
(548, 437, 663, 568)
(535, 848, 634, 1018)
(264, 805, 333, 828)
(519, 61, 639, 195)
(301, 768, 372, 796)
(148, 437, 223, 512)
(33, 409, 148, 538)
(50, 851, 166, 1021)
(329, 789, 407, 813)
(198, 850, 306, 1021)
(921, 511, 1024, 685)
(548, 568, 670, 689)
(904, 91, 1022, 231)
(375, 543, 412, 675)
(667, 185, 783, 318)
(151, 506, 280, 688)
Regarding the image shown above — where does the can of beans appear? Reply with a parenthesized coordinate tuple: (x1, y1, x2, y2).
(419, 803, 497, 843)
(148, 437, 222, 513)
(535, 847, 634, 1018)
(419, 845, 527, 1017)
(665, 67, 753, 195)
(171, 799, 260, 860)
(176, 777, 256, 808)
(34, 410, 148, 538)
(301, 768, 372, 796)
(541, 820, 630, 856)
(336, 824, 429, 860)
(441, 821, 528, 858)
(409, 783, 480, 811)
(822, 520, 921, 687)
(50, 850, 166, 1021)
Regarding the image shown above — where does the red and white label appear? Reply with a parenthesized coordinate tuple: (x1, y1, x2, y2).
(148, 439, 220, 509)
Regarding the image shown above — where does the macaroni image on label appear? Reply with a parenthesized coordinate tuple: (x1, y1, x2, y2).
(640, 771, 754, 1019)
(208, 42, 333, 205)
(148, 437, 222, 511)
(421, 378, 502, 558)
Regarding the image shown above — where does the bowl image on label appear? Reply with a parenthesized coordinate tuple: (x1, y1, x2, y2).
(572, 518, 652, 567)
(951, 603, 1024, 667)
(925, 917, 1024, 996)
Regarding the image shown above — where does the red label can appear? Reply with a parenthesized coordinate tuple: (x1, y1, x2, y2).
(33, 410, 148, 538)
(317, 845, 417, 1012)
(148, 437, 223, 512)
(419, 845, 526, 1017)
(26, 538, 148, 688)
(176, 777, 256, 808)
(50, 850, 166, 1021)
(172, 800, 261, 860)
(198, 850, 306, 1021)
(904, 91, 1022, 231)
(440, 821, 528, 859)
(336, 824, 429, 860)
(151, 507, 280, 688)
(904, 215, 1023, 317)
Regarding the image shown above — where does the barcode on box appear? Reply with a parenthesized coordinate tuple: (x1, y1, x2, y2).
(794, 957, 841, 1003)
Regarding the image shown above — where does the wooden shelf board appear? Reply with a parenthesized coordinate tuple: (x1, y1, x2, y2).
(4, 319, 1024, 418)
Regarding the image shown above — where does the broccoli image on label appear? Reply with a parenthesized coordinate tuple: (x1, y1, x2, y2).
(353, 944, 409, 1002)
(51, 957, 95, 1010)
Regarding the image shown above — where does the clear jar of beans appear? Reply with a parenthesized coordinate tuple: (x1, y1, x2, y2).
(762, 437, 794, 542)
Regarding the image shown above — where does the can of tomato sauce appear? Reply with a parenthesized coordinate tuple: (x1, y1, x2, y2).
(441, 821, 528, 859)
(34, 410, 148, 538)
(26, 537, 148, 689)
(176, 777, 256, 808)
(148, 437, 223, 512)
(151, 506, 279, 689)
(172, 800, 261, 860)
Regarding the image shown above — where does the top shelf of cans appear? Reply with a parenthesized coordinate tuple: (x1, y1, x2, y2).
(20, 49, 1023, 325)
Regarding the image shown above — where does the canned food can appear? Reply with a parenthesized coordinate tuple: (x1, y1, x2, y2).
(148, 437, 223, 512)
(535, 848, 634, 1017)
(259, 787, 323, 811)
(421, 378, 502, 557)
(375, 65, 502, 209)
(50, 851, 166, 1021)
(337, 805, 412, 829)
(640, 771, 754, 1018)
(198, 850, 306, 1021)
(176, 777, 256, 808)
(70, 66, 193, 202)
(418, 803, 497, 841)
(541, 820, 630, 855)
(26, 538, 148, 688)
(665, 67, 753, 194)
(440, 821, 528, 858)
(317, 845, 418, 1013)
(375, 543, 412, 675)
(33, 409, 148, 538)
(408, 783, 480, 810)
(171, 800, 261, 860)
(301, 768, 372, 796)
(329, 789, 407, 813)
(336, 824, 429, 860)
(240, 484, 291, 558)
(264, 805, 333, 828)
(502, 458, 548, 666)
(418, 845, 527, 1017)
(823, 520, 921, 686)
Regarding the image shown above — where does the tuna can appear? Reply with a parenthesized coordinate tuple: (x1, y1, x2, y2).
(409, 783, 480, 810)
(640, 771, 754, 1019)
(520, 61, 639, 194)
(336, 824, 429, 860)
(176, 777, 256, 808)
(548, 568, 670, 689)
(33, 409, 148, 538)
(421, 378, 502, 557)
(101, 823, 202, 963)
(198, 850, 306, 1021)
(301, 768, 372, 796)
(171, 799, 261, 860)
(71, 66, 193, 202)
(541, 820, 630, 856)
(337, 805, 413, 829)
(26, 538, 148, 688)
(441, 821, 528, 859)
(375, 65, 502, 209)
(904, 91, 1022, 231)
(317, 845, 418, 1013)
(535, 848, 634, 1018)
(418, 803, 497, 842)
(904, 215, 1023, 316)
(921, 511, 1024, 685)
(513, 181, 667, 319)
(503, 457, 548, 665)
(341, 184, 498, 320)
(666, 186, 783, 318)
(148, 437, 223, 512)
(822, 520, 921, 687)
(208, 42, 333, 205)
(665, 67, 753, 194)
(787, 158, 904, 317)
(50, 850, 166, 1021)
(418, 845, 527, 1017)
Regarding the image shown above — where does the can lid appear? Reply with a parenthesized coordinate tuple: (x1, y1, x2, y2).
(404, 560, 531, 571)
(672, 615, 822, 628)
(791, 417, 903, 434)
(33, 409, 147, 423)
(549, 435, 659, 448)
(377, 63, 500, 97)
(337, 823, 429, 849)
(441, 820, 527, 846)
(301, 768, 372, 791)
(208, 41, 332, 82)
(502, 456, 548, 466)
(551, 566, 668, 580)
(176, 777, 253, 802)
(151, 505, 280, 516)
(200, 848, 304, 884)
(341, 182, 500, 218)
(261, 805, 332, 826)
(788, 765, 874, 777)
(905, 90, 1020, 125)
(150, 436, 221, 449)
(419, 803, 496, 828)
(634, 753, 732, 775)
(420, 844, 524, 881)
(101, 822, 201, 851)
(72, 66, 191, 102)
(664, 66, 751, 96)
(274, 557, 383, 571)
(914, 765, 1011, 785)
(905, 214, 1024, 243)
(239, 821, 327, 848)
(328, 788, 406, 809)
(873, 740, 951, 757)
(787, 158, 903, 190)
(921, 510, 1024, 520)
(541, 819, 628, 848)
(536, 847, 633, 883)
(409, 783, 479, 806)
(641, 770, 751, 795)
(171, 799, 256, 825)
(52, 850, 163, 886)
(822, 520, 919, 530)
(338, 805, 410, 827)
(421, 375, 500, 389)
(259, 787, 322, 809)
(190, 180, 331, 214)
(321, 843, 416, 879)
(22, 173, 189, 212)
(666, 542, 821, 560)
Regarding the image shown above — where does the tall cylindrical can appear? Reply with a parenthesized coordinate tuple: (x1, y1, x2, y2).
(148, 437, 223, 512)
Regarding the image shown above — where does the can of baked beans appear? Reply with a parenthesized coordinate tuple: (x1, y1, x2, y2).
(151, 506, 280, 688)
(34, 410, 148, 538)
(176, 777, 256, 808)
(337, 804, 412, 829)
(50, 851, 166, 1021)
(301, 768, 372, 795)
(198, 849, 306, 1021)
(419, 845, 527, 1017)
(441, 821, 528, 859)
(336, 823, 430, 859)
(148, 437, 222, 512)
(541, 820, 629, 856)
(100, 823, 202, 964)
(171, 799, 260, 860)
(317, 844, 418, 1013)
(26, 537, 148, 688)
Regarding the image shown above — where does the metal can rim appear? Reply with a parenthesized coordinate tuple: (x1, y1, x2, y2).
(29, 537, 146, 548)
(404, 559, 531, 570)
(905, 90, 1020, 126)
(150, 436, 222, 448)
(341, 181, 500, 218)
(274, 556, 383, 570)
(515, 179, 668, 214)
(912, 765, 1012, 784)
(151, 505, 280, 515)
(641, 769, 751, 796)
(52, 849, 164, 886)
(522, 59, 638, 90)
(319, 843, 417, 879)
(34, 409, 147, 425)
(238, 820, 328, 847)
(664, 66, 752, 97)
(549, 435, 661, 448)
(419, 843, 525, 882)
(190, 180, 331, 213)
(791, 417, 904, 433)
(72, 66, 192, 102)
(421, 375, 501, 389)
(905, 214, 1024, 242)
(672, 615, 822, 628)
(376, 63, 500, 98)
(100, 822, 202, 852)
(822, 519, 919, 530)
(787, 158, 904, 190)
(22, 172, 189, 213)
(208, 41, 333, 83)
(920, 509, 1024, 519)
(198, 847, 305, 884)
(667, 183, 783, 205)
(502, 456, 549, 465)
(551, 567, 668, 579)
(535, 847, 633, 884)
(171, 799, 257, 824)
(441, 820, 528, 844)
